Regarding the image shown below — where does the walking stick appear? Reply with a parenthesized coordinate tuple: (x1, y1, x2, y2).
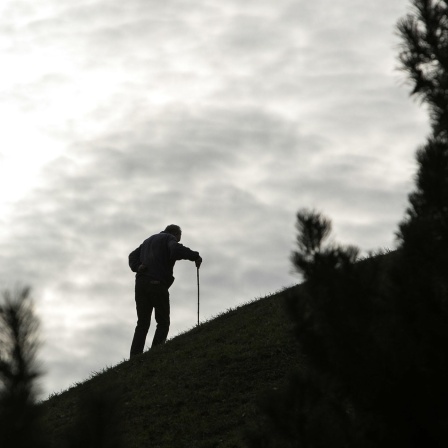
(197, 267, 200, 326)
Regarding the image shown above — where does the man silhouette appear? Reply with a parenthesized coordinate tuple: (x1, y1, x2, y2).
(128, 224, 202, 358)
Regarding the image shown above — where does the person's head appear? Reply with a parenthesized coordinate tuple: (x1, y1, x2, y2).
(164, 224, 182, 242)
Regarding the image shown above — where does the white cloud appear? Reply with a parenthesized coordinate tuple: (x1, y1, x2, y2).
(0, 0, 430, 397)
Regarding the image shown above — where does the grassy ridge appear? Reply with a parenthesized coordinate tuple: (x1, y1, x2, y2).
(41, 285, 302, 447)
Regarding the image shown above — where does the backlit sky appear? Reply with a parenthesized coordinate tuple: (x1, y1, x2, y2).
(0, 0, 429, 398)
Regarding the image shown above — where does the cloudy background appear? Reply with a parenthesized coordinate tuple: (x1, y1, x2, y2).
(1, 0, 430, 398)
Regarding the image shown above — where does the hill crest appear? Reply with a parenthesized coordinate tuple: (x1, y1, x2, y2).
(41, 284, 301, 448)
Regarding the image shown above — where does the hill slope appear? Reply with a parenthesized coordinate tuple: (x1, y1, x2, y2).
(41, 285, 302, 448)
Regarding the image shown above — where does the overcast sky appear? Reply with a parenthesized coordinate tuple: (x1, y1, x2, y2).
(0, 0, 430, 398)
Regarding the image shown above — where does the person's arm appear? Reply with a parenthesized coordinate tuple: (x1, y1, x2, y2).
(128, 246, 142, 272)
(168, 240, 202, 265)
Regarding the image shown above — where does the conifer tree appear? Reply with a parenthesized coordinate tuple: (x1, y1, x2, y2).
(246, 1, 448, 446)
(0, 286, 124, 448)
(391, 0, 448, 443)
(397, 0, 448, 138)
(0, 286, 46, 448)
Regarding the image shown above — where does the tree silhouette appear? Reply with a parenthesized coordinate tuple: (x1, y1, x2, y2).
(397, 0, 448, 138)
(0, 286, 124, 448)
(246, 1, 448, 446)
(0, 286, 46, 448)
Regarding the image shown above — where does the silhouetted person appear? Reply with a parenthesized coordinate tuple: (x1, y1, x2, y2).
(128, 224, 202, 358)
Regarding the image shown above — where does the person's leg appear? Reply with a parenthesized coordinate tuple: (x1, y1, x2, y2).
(130, 278, 154, 357)
(151, 286, 170, 347)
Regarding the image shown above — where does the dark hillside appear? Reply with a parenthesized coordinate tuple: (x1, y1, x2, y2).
(41, 285, 302, 448)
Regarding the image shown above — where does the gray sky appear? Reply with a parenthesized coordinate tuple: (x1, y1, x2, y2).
(0, 0, 429, 398)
